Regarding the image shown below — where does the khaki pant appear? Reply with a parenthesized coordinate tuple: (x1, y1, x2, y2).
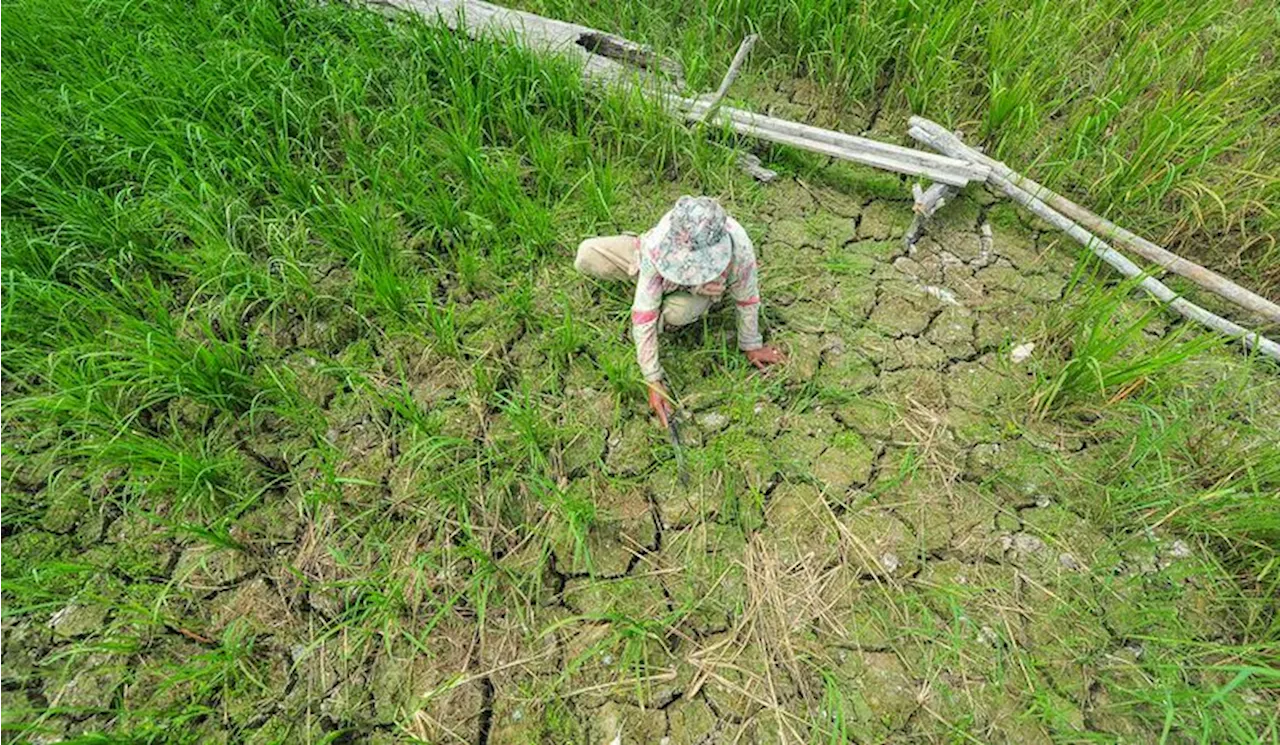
(574, 235, 712, 327)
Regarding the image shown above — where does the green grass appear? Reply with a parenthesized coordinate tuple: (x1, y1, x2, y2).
(1030, 262, 1225, 416)
(3, 0, 1279, 743)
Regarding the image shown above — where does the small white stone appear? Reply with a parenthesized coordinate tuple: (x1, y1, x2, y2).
(1059, 553, 1080, 571)
(1012, 533, 1045, 554)
(880, 552, 900, 572)
(972, 442, 1001, 463)
(1035, 495, 1052, 509)
(922, 284, 961, 306)
(696, 412, 729, 431)
(1010, 342, 1036, 363)
(977, 625, 1000, 647)
(48, 605, 73, 629)
(1168, 539, 1192, 559)
(602, 654, 614, 665)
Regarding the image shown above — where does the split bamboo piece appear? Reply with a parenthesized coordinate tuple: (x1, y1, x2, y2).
(904, 182, 958, 247)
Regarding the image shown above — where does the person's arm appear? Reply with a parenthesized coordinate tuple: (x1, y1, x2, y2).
(632, 256, 665, 383)
(632, 255, 676, 425)
(727, 219, 786, 370)
(727, 220, 763, 351)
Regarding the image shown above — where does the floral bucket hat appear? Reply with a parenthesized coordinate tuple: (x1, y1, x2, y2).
(648, 196, 733, 286)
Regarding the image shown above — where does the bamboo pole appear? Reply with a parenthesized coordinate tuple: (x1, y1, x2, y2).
(679, 99, 989, 185)
(909, 117, 1280, 324)
(904, 182, 958, 247)
(696, 34, 757, 123)
(682, 114, 980, 186)
(908, 125, 1280, 362)
(368, 0, 678, 87)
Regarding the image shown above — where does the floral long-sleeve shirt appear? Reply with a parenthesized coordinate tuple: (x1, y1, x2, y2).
(632, 215, 762, 382)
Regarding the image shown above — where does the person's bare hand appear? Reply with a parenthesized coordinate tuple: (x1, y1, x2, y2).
(744, 345, 787, 370)
(647, 381, 672, 428)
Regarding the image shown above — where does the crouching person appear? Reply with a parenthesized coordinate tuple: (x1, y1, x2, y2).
(575, 195, 786, 426)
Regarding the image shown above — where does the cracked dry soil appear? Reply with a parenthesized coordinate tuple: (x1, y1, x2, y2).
(2, 174, 1250, 744)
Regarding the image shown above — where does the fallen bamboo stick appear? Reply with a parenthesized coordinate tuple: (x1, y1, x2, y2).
(696, 115, 979, 186)
(737, 152, 778, 182)
(909, 117, 1280, 324)
(679, 99, 989, 186)
(575, 31, 685, 87)
(904, 181, 958, 247)
(908, 125, 1280, 362)
(913, 182, 956, 217)
(697, 34, 757, 123)
(368, 0, 680, 88)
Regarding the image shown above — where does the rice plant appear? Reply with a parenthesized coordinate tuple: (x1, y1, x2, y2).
(1031, 266, 1223, 416)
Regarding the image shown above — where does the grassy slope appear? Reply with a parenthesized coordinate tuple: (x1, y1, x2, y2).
(518, 0, 1280, 295)
(2, 0, 1278, 743)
